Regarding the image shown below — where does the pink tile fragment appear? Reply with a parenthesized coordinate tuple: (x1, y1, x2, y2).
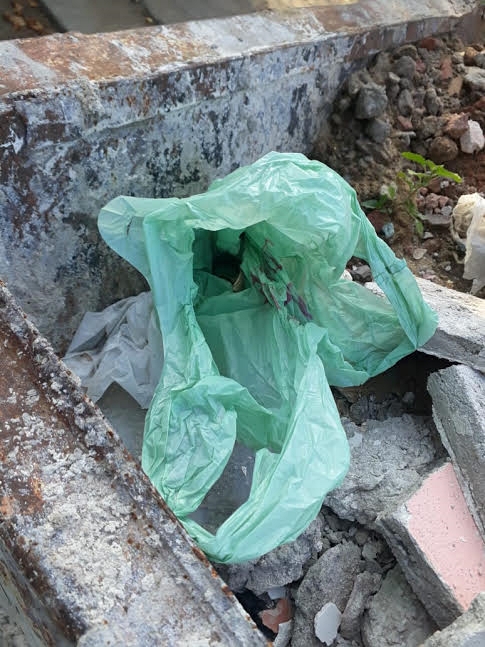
(407, 463, 485, 610)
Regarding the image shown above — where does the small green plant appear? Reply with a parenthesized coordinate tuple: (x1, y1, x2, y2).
(397, 151, 463, 236)
(362, 182, 397, 215)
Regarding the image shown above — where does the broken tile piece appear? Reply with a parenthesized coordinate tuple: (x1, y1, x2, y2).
(260, 598, 292, 634)
(428, 365, 485, 536)
(314, 602, 342, 646)
(378, 463, 485, 628)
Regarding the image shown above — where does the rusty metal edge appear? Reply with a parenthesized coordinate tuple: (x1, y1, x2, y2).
(0, 0, 482, 99)
(0, 278, 267, 645)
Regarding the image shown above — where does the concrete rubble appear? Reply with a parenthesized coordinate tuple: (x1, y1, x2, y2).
(1, 3, 485, 646)
(428, 364, 485, 533)
(421, 592, 485, 647)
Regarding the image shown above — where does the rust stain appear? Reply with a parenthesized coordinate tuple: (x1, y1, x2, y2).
(0, 496, 15, 517)
(221, 583, 234, 598)
(0, 26, 214, 95)
(191, 544, 210, 566)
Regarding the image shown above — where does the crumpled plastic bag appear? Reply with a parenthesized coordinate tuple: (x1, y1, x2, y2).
(64, 291, 163, 409)
(451, 193, 485, 295)
(97, 152, 437, 563)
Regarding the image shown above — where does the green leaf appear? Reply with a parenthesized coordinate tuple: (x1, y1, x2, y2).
(401, 151, 431, 168)
(362, 198, 379, 210)
(432, 165, 463, 183)
(415, 218, 424, 237)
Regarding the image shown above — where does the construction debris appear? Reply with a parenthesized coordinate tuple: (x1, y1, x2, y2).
(366, 277, 485, 373)
(421, 592, 485, 647)
(361, 566, 436, 647)
(377, 463, 485, 628)
(428, 365, 485, 534)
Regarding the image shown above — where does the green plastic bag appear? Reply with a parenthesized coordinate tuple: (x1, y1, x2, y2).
(98, 152, 437, 563)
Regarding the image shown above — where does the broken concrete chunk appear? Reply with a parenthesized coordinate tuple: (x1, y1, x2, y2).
(365, 278, 485, 373)
(460, 119, 485, 154)
(340, 572, 382, 642)
(377, 463, 485, 628)
(354, 83, 388, 119)
(274, 620, 293, 647)
(361, 565, 436, 647)
(428, 364, 485, 536)
(314, 603, 342, 646)
(291, 543, 361, 647)
(325, 416, 437, 526)
(219, 517, 323, 594)
(421, 592, 485, 647)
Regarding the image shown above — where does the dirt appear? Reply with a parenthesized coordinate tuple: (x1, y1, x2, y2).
(313, 32, 485, 300)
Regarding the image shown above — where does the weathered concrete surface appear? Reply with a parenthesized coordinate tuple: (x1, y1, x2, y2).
(0, 281, 265, 646)
(324, 416, 439, 527)
(361, 566, 436, 647)
(421, 592, 485, 647)
(291, 542, 362, 647)
(366, 277, 485, 373)
(0, 0, 481, 351)
(428, 364, 485, 537)
(377, 463, 485, 629)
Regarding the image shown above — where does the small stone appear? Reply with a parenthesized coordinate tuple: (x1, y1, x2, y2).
(370, 52, 392, 84)
(415, 58, 426, 74)
(447, 76, 463, 96)
(464, 46, 478, 66)
(355, 84, 388, 119)
(440, 56, 453, 81)
(475, 52, 485, 69)
(393, 55, 416, 80)
(347, 69, 371, 96)
(366, 117, 391, 143)
(464, 67, 485, 93)
(351, 264, 372, 282)
(443, 113, 469, 140)
(268, 586, 287, 600)
(419, 115, 441, 139)
(395, 44, 418, 60)
(428, 136, 458, 163)
(425, 193, 440, 210)
(402, 391, 415, 406)
(366, 210, 386, 233)
(421, 211, 453, 227)
(381, 222, 394, 239)
(419, 37, 443, 51)
(397, 89, 414, 116)
(423, 231, 434, 240)
(314, 603, 342, 646)
(340, 572, 382, 642)
(354, 529, 369, 546)
(387, 71, 401, 84)
(274, 620, 293, 647)
(412, 248, 427, 260)
(260, 598, 293, 634)
(397, 115, 413, 131)
(460, 120, 485, 154)
(362, 542, 379, 561)
(425, 87, 442, 115)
